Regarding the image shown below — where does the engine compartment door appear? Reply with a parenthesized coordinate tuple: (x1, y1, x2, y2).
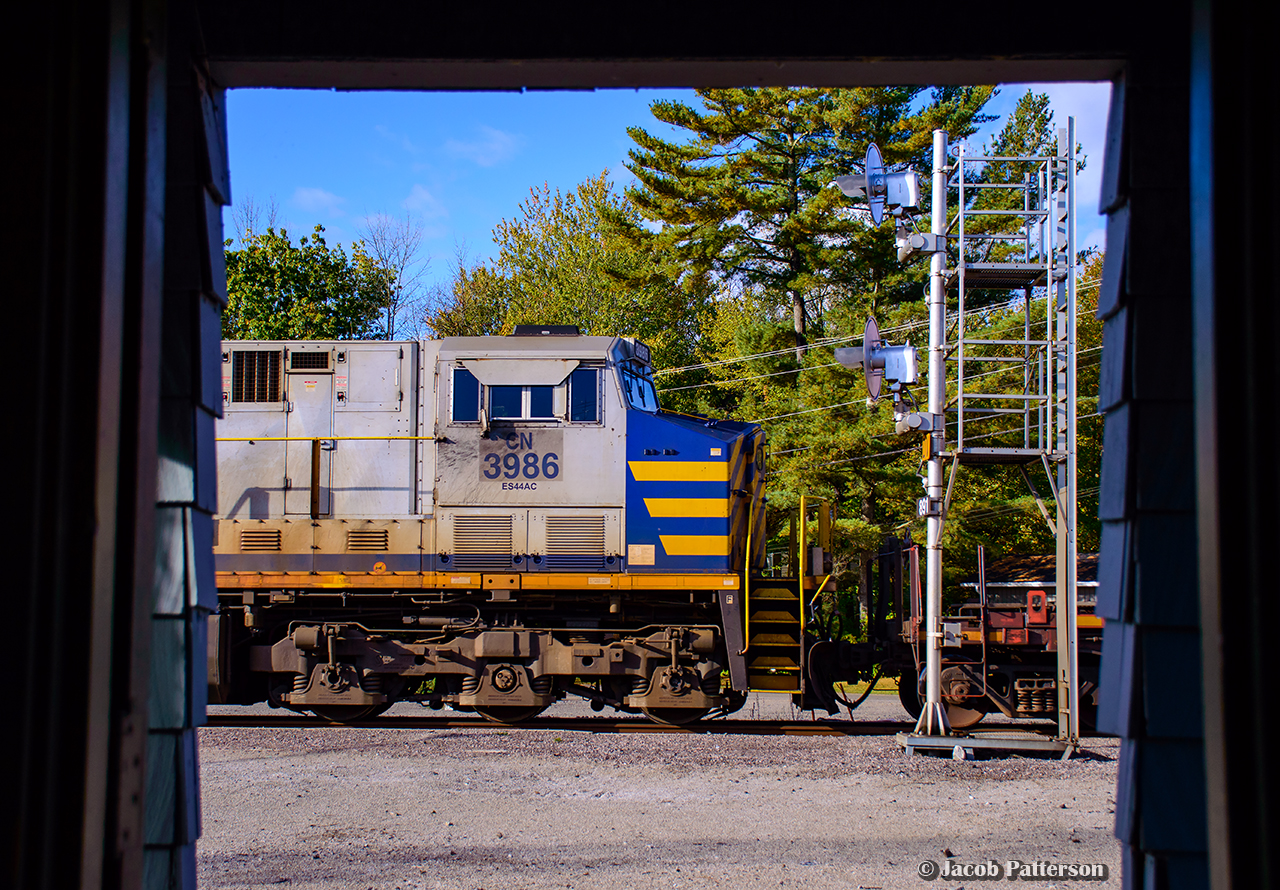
(284, 371, 333, 515)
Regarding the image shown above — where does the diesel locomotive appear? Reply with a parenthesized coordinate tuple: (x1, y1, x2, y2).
(207, 326, 1099, 726)
(207, 326, 812, 724)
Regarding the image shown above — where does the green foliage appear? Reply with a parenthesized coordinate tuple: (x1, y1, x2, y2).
(429, 88, 1100, 616)
(933, 253, 1104, 593)
(646, 89, 1098, 616)
(965, 90, 1088, 270)
(427, 173, 706, 370)
(624, 87, 996, 347)
(427, 260, 509, 338)
(223, 225, 390, 340)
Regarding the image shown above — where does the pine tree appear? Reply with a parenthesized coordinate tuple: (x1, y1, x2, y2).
(624, 87, 996, 358)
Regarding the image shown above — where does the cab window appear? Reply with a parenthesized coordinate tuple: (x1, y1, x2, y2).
(452, 368, 480, 422)
(620, 367, 659, 413)
(569, 367, 599, 422)
(489, 385, 555, 420)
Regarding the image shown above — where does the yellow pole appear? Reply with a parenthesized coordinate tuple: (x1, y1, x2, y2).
(740, 500, 753, 656)
(799, 494, 809, 588)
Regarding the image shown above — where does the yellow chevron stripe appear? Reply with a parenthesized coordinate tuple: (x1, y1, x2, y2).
(628, 461, 729, 482)
(643, 498, 729, 518)
(660, 534, 730, 556)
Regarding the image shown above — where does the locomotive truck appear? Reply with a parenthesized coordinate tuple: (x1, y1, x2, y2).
(207, 326, 1099, 726)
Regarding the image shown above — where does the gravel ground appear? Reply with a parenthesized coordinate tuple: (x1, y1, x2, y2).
(197, 694, 1121, 889)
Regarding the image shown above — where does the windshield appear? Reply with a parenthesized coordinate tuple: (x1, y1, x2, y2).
(620, 367, 659, 413)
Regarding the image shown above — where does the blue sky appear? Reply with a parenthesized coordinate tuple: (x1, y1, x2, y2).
(225, 83, 1111, 292)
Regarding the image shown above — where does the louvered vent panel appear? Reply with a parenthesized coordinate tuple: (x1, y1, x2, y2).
(452, 515, 513, 570)
(545, 516, 606, 570)
(231, 351, 281, 402)
(290, 351, 329, 370)
(240, 529, 282, 552)
(347, 529, 389, 552)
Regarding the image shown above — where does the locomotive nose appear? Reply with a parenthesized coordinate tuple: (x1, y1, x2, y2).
(623, 410, 764, 575)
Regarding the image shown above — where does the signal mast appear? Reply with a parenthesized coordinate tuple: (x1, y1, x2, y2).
(834, 126, 1080, 753)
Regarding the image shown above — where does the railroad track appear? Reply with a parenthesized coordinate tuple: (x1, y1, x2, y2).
(205, 713, 911, 735)
(203, 713, 1078, 737)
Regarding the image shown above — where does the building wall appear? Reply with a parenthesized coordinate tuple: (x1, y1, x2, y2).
(12, 3, 1275, 889)
(1094, 37, 1210, 886)
(143, 4, 229, 884)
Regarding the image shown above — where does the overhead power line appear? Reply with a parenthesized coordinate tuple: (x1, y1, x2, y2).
(748, 400, 865, 423)
(654, 333, 863, 376)
(658, 361, 842, 393)
(653, 275, 1104, 381)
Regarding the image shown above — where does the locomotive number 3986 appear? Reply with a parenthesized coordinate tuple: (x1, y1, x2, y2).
(482, 451, 559, 480)
(479, 431, 564, 486)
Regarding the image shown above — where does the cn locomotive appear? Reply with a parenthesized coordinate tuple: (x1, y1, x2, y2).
(208, 326, 796, 724)
(207, 326, 1100, 726)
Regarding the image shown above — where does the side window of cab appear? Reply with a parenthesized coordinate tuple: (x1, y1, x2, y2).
(451, 367, 481, 422)
(568, 367, 600, 422)
(451, 363, 603, 423)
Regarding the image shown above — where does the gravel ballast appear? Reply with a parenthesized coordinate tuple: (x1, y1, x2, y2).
(197, 696, 1121, 889)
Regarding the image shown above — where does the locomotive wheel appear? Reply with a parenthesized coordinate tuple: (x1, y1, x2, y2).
(640, 706, 709, 726)
(718, 690, 748, 716)
(944, 704, 985, 729)
(898, 673, 923, 718)
(897, 674, 985, 729)
(475, 705, 549, 725)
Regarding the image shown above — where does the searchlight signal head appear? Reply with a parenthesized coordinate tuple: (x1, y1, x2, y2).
(832, 143, 922, 225)
(834, 317, 919, 403)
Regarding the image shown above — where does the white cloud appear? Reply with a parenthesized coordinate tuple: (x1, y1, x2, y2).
(402, 184, 448, 219)
(443, 125, 523, 167)
(291, 186, 346, 217)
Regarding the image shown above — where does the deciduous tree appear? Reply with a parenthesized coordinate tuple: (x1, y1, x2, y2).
(426, 173, 706, 370)
(223, 224, 389, 340)
(359, 211, 430, 340)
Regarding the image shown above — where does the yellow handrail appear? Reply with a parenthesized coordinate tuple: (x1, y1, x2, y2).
(215, 436, 437, 442)
(807, 574, 833, 634)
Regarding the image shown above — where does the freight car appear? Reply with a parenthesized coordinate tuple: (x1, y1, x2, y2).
(843, 542, 1103, 729)
(207, 326, 1098, 727)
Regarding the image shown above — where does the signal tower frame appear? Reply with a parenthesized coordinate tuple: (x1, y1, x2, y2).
(910, 121, 1081, 748)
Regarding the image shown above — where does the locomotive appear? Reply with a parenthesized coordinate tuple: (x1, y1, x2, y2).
(208, 326, 796, 724)
(207, 326, 1099, 726)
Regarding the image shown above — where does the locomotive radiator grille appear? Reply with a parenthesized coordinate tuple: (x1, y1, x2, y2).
(239, 529, 282, 552)
(346, 529, 390, 552)
(545, 516, 606, 570)
(452, 515, 514, 570)
(230, 350, 281, 402)
(289, 350, 329, 370)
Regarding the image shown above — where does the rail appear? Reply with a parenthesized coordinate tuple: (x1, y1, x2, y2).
(204, 713, 915, 736)
(203, 712, 1102, 738)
